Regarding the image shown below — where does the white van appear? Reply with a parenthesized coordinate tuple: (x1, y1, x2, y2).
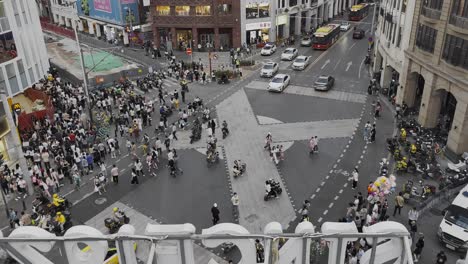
(438, 184, 468, 252)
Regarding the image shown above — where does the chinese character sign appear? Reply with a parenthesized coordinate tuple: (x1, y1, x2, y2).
(94, 0, 112, 13)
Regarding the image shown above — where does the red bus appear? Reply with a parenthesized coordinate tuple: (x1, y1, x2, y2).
(312, 24, 341, 50)
(349, 4, 369, 21)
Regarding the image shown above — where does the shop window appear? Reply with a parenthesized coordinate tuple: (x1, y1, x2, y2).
(196, 6, 211, 16)
(218, 4, 232, 15)
(11, 0, 21, 27)
(156, 6, 170, 16)
(0, 32, 17, 64)
(175, 6, 190, 16)
(246, 3, 259, 19)
(289, 0, 298, 6)
(442, 34, 468, 70)
(259, 3, 270, 17)
(423, 0, 443, 10)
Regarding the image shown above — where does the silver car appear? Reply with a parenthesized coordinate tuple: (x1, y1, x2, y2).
(292, 56, 311, 70)
(281, 48, 298, 61)
(261, 62, 279, 77)
(300, 37, 312, 46)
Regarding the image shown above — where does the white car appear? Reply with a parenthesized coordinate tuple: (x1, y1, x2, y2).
(292, 56, 311, 70)
(340, 22, 351, 31)
(267, 74, 291, 92)
(300, 37, 312, 46)
(261, 44, 276, 56)
(281, 48, 298, 61)
(260, 62, 279, 77)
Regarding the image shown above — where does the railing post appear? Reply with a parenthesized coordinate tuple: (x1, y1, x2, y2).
(179, 239, 186, 264)
(117, 239, 127, 264)
(369, 237, 378, 264)
(335, 238, 343, 264)
(302, 237, 307, 264)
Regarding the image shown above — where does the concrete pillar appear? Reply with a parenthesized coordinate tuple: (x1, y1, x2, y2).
(88, 20, 95, 35)
(95, 24, 102, 37)
(59, 16, 65, 26)
(418, 87, 442, 128)
(295, 13, 301, 35)
(171, 27, 177, 50)
(154, 27, 160, 47)
(381, 65, 393, 89)
(77, 20, 84, 31)
(123, 30, 129, 45)
(283, 20, 290, 38)
(214, 27, 220, 50)
(53, 14, 59, 24)
(305, 11, 312, 32)
(192, 27, 198, 48)
(447, 101, 468, 155)
(65, 17, 71, 28)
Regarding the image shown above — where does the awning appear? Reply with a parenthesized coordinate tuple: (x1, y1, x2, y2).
(79, 16, 107, 25)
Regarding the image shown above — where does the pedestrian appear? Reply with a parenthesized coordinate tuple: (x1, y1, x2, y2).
(409, 220, 417, 239)
(130, 168, 139, 184)
(210, 119, 216, 135)
(94, 175, 103, 195)
(393, 192, 404, 216)
(370, 124, 376, 143)
(164, 136, 171, 152)
(379, 198, 388, 221)
(413, 234, 424, 262)
(363, 121, 371, 142)
(375, 101, 382, 118)
(352, 167, 359, 189)
(181, 89, 186, 103)
(73, 171, 81, 190)
(172, 123, 178, 140)
(211, 203, 220, 225)
(255, 239, 265, 263)
(111, 164, 119, 184)
(436, 251, 447, 264)
(408, 207, 419, 226)
(134, 159, 144, 177)
(231, 192, 239, 218)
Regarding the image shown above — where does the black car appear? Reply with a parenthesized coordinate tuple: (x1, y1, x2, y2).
(353, 29, 365, 39)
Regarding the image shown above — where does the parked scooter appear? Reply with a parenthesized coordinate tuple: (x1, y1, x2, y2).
(233, 160, 247, 178)
(264, 179, 283, 201)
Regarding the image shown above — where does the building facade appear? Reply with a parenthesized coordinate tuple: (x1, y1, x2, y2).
(397, 0, 468, 158)
(373, 0, 416, 97)
(0, 0, 49, 162)
(151, 0, 241, 51)
(240, 0, 354, 45)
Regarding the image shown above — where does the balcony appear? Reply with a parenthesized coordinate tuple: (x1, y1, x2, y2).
(0, 221, 414, 264)
(449, 14, 468, 30)
(421, 6, 441, 20)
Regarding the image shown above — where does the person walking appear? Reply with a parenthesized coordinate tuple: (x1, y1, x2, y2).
(352, 167, 359, 189)
(370, 124, 376, 143)
(210, 119, 216, 135)
(211, 203, 220, 225)
(130, 168, 139, 184)
(363, 121, 371, 142)
(110, 164, 119, 184)
(171, 123, 178, 141)
(231, 193, 239, 219)
(408, 207, 419, 226)
(255, 239, 265, 263)
(413, 234, 424, 262)
(393, 192, 405, 216)
(134, 159, 144, 177)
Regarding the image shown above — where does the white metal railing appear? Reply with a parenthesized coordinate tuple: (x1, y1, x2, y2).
(0, 221, 414, 264)
(449, 14, 468, 29)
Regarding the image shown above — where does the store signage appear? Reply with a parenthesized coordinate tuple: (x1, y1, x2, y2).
(245, 22, 272, 31)
(276, 15, 287, 25)
(94, 0, 112, 13)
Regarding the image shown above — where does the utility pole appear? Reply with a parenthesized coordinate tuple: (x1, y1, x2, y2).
(370, 1, 378, 38)
(71, 3, 93, 126)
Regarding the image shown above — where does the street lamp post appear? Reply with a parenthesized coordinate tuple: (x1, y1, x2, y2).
(70, 1, 93, 126)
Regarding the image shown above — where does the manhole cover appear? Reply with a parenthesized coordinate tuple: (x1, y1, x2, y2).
(95, 197, 107, 205)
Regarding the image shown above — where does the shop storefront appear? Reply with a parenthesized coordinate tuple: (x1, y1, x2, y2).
(276, 15, 287, 41)
(245, 22, 271, 44)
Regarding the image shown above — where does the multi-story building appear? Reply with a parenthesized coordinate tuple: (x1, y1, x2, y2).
(397, 0, 468, 159)
(373, 0, 416, 97)
(0, 0, 49, 161)
(47, 0, 150, 46)
(240, 0, 352, 45)
(151, 0, 241, 51)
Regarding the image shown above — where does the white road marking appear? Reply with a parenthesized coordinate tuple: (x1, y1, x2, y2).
(323, 210, 328, 215)
(310, 194, 316, 199)
(358, 57, 366, 79)
(321, 59, 331, 69)
(321, 181, 325, 186)
(333, 164, 337, 169)
(325, 175, 330, 179)
(344, 183, 348, 187)
(334, 196, 339, 200)
(345, 61, 353, 71)
(318, 217, 323, 223)
(316, 188, 321, 193)
(348, 42, 357, 51)
(339, 189, 343, 194)
(328, 203, 334, 208)
(333, 58, 342, 70)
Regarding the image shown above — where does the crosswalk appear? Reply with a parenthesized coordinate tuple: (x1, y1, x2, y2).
(245, 80, 367, 104)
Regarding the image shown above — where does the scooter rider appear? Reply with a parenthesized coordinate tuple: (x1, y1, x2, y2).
(265, 180, 277, 198)
(52, 193, 65, 207)
(112, 207, 125, 224)
(233, 160, 245, 177)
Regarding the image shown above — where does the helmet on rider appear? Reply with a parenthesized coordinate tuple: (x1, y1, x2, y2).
(53, 193, 58, 198)
(113, 207, 119, 212)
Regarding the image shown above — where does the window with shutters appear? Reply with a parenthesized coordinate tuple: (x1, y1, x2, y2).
(415, 24, 437, 53)
(442, 34, 468, 70)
